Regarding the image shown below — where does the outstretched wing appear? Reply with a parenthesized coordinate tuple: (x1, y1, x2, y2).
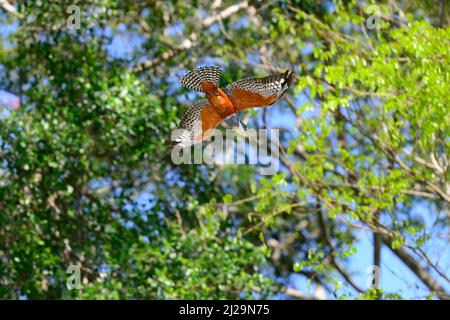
(170, 99, 223, 148)
(179, 66, 222, 92)
(226, 69, 294, 112)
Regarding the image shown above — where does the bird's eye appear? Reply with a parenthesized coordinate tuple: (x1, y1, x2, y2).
(213, 90, 219, 96)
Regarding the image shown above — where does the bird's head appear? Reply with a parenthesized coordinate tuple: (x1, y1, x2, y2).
(202, 81, 229, 104)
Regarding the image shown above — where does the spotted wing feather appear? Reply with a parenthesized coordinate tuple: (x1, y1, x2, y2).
(171, 99, 223, 148)
(171, 100, 206, 147)
(179, 66, 222, 92)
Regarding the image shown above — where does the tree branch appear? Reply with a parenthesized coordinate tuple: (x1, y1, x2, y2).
(285, 287, 321, 300)
(0, 0, 23, 19)
(317, 206, 366, 294)
(132, 1, 249, 73)
(383, 236, 450, 300)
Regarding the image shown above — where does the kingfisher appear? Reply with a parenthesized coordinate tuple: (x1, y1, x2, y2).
(171, 66, 294, 148)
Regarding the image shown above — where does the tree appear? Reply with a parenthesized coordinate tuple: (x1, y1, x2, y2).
(0, 0, 448, 299)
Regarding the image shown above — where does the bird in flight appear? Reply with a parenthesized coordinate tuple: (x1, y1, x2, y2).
(171, 66, 294, 148)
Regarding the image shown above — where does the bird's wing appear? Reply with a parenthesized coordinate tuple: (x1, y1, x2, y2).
(179, 66, 222, 92)
(226, 69, 294, 112)
(170, 99, 223, 148)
